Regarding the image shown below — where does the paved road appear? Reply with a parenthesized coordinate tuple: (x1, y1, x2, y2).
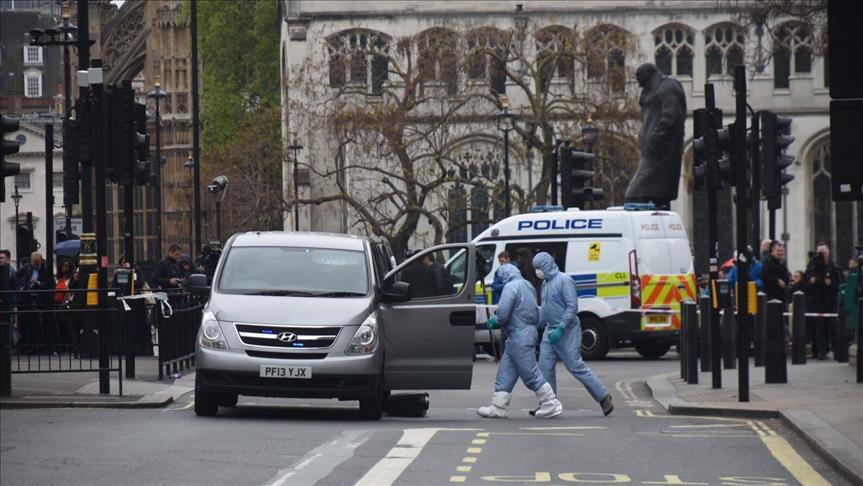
(0, 352, 850, 485)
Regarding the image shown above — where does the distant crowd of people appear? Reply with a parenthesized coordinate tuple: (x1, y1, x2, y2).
(699, 240, 860, 360)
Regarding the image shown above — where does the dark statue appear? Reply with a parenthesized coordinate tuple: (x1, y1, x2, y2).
(625, 63, 687, 210)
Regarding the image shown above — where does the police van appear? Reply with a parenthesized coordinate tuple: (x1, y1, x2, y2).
(472, 204, 696, 360)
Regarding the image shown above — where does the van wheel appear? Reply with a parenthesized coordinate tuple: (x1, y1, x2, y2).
(634, 341, 672, 360)
(360, 383, 385, 421)
(194, 379, 218, 417)
(580, 317, 609, 360)
(217, 393, 238, 407)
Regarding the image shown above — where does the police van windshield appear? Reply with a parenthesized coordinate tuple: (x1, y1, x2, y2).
(217, 247, 369, 296)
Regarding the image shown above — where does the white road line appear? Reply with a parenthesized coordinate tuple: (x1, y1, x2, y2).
(520, 426, 606, 431)
(264, 429, 372, 486)
(669, 424, 748, 429)
(356, 428, 480, 486)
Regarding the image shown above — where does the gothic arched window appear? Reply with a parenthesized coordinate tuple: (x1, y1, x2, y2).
(653, 24, 695, 77)
(416, 28, 458, 96)
(704, 23, 745, 78)
(327, 29, 391, 95)
(447, 184, 468, 243)
(773, 21, 812, 89)
(535, 25, 575, 92)
(585, 24, 630, 93)
(466, 27, 508, 94)
(810, 141, 863, 267)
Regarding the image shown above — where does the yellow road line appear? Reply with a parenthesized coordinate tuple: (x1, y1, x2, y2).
(466, 447, 482, 454)
(760, 435, 831, 486)
(670, 424, 748, 428)
(456, 466, 471, 473)
(471, 439, 487, 445)
(449, 476, 466, 483)
(462, 457, 477, 464)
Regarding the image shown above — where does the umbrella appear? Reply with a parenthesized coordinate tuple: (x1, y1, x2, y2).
(54, 239, 81, 258)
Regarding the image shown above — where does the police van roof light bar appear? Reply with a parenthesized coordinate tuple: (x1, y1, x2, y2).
(531, 205, 565, 213)
(623, 202, 656, 211)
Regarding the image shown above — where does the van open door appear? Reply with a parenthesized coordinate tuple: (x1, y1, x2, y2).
(379, 244, 476, 390)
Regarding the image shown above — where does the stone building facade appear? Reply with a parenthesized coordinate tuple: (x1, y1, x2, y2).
(295, 1, 846, 270)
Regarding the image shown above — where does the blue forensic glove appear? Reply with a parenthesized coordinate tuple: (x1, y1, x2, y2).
(548, 326, 565, 345)
(486, 315, 499, 329)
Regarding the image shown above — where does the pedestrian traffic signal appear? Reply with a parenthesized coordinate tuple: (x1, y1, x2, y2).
(760, 111, 795, 209)
(560, 145, 603, 209)
(2, 115, 22, 202)
(692, 108, 723, 191)
(132, 102, 151, 185)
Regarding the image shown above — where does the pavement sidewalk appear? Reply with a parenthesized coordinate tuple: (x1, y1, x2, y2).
(1, 356, 194, 409)
(646, 355, 863, 485)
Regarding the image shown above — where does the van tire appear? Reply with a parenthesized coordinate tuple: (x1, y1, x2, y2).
(194, 380, 218, 417)
(360, 382, 385, 421)
(580, 317, 609, 360)
(217, 393, 238, 407)
(634, 341, 672, 360)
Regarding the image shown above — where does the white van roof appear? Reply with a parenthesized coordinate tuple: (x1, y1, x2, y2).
(472, 208, 688, 242)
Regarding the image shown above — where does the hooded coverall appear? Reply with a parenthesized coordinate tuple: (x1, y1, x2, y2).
(533, 252, 608, 402)
(492, 263, 546, 392)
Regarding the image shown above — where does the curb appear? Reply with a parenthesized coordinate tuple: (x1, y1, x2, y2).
(0, 396, 174, 410)
(645, 373, 863, 486)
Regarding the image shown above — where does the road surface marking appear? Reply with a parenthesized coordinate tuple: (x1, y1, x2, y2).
(467, 447, 482, 454)
(456, 466, 472, 472)
(669, 424, 747, 429)
(615, 379, 638, 400)
(477, 432, 490, 437)
(355, 428, 442, 486)
(643, 475, 708, 485)
(485, 432, 585, 437)
(521, 426, 605, 431)
(449, 476, 466, 483)
(472, 438, 487, 445)
(462, 457, 477, 464)
(264, 429, 371, 486)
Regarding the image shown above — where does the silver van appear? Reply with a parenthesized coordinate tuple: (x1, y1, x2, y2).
(191, 232, 477, 419)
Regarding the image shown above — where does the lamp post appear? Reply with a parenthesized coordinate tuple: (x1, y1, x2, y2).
(184, 153, 195, 252)
(146, 76, 167, 259)
(11, 185, 22, 234)
(207, 176, 228, 244)
(496, 107, 517, 217)
(29, 2, 78, 242)
(288, 142, 303, 231)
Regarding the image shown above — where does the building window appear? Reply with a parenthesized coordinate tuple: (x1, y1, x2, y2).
(466, 27, 508, 94)
(470, 186, 490, 237)
(810, 141, 863, 267)
(535, 25, 575, 93)
(416, 28, 458, 96)
(327, 29, 391, 95)
(585, 24, 630, 93)
(14, 172, 31, 190)
(23, 45, 42, 65)
(653, 24, 695, 77)
(53, 172, 63, 190)
(773, 21, 812, 89)
(447, 184, 468, 243)
(24, 70, 42, 98)
(704, 23, 745, 78)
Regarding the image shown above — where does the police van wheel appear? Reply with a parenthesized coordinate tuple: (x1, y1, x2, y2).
(580, 317, 609, 360)
(634, 341, 672, 360)
(194, 380, 218, 417)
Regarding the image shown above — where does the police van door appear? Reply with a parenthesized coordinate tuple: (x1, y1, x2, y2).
(379, 244, 476, 389)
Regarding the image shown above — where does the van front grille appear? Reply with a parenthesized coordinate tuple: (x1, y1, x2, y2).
(235, 323, 341, 349)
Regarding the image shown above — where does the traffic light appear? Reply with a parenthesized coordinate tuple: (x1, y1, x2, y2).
(560, 145, 603, 209)
(760, 111, 795, 209)
(692, 108, 723, 191)
(715, 123, 736, 186)
(109, 82, 135, 185)
(2, 115, 22, 202)
(132, 102, 151, 185)
(62, 118, 81, 205)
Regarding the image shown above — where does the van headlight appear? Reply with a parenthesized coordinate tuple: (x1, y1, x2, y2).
(200, 310, 228, 350)
(346, 313, 378, 355)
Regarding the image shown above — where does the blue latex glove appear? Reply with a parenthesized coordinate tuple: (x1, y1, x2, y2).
(486, 315, 499, 329)
(548, 326, 565, 345)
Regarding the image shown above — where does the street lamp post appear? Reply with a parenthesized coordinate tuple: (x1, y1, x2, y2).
(147, 77, 167, 259)
(184, 154, 195, 252)
(288, 142, 303, 231)
(496, 107, 517, 217)
(207, 176, 228, 244)
(11, 185, 22, 235)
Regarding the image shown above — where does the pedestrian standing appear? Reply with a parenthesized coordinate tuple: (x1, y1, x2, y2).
(0, 249, 19, 352)
(477, 263, 563, 419)
(151, 244, 183, 290)
(53, 259, 76, 353)
(17, 252, 53, 353)
(804, 244, 844, 360)
(490, 251, 511, 303)
(532, 252, 614, 416)
(761, 241, 790, 306)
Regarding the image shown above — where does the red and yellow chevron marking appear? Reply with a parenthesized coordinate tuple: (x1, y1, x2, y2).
(641, 273, 697, 330)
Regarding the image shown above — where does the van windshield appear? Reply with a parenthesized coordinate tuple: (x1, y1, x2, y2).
(217, 247, 369, 297)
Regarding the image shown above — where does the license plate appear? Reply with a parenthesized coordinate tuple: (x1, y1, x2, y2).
(259, 365, 312, 379)
(647, 315, 669, 324)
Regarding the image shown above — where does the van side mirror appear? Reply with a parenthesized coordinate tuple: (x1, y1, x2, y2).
(382, 281, 411, 303)
(185, 273, 210, 296)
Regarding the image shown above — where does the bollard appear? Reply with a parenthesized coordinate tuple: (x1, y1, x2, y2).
(0, 322, 11, 397)
(680, 308, 687, 381)
(684, 301, 699, 384)
(699, 296, 711, 372)
(791, 291, 807, 365)
(710, 302, 722, 389)
(722, 304, 736, 369)
(765, 299, 787, 383)
(754, 292, 767, 367)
